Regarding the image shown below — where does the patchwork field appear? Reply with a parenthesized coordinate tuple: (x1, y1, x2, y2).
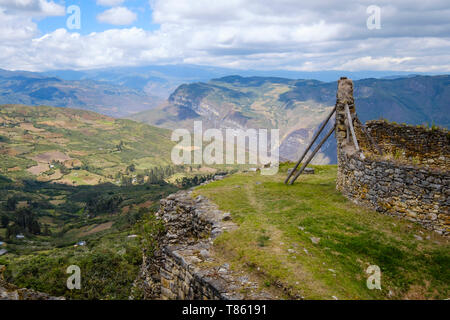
(0, 104, 175, 183)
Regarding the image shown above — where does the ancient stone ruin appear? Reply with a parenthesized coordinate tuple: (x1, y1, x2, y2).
(140, 77, 448, 301)
(335, 78, 449, 235)
(138, 188, 274, 300)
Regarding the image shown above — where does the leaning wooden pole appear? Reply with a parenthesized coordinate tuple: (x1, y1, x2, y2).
(284, 106, 336, 184)
(288, 124, 336, 185)
(344, 103, 361, 152)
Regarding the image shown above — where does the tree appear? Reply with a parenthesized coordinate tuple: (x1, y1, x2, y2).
(30, 220, 41, 235)
(6, 224, 21, 239)
(43, 224, 52, 236)
(15, 208, 41, 235)
(86, 194, 123, 216)
(1, 215, 9, 227)
(6, 197, 17, 211)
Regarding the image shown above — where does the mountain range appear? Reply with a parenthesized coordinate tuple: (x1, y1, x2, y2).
(132, 74, 450, 163)
(0, 66, 448, 164)
(0, 69, 162, 117)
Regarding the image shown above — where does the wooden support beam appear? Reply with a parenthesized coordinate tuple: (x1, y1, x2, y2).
(285, 106, 336, 184)
(288, 125, 336, 185)
(346, 121, 350, 143)
(344, 103, 360, 151)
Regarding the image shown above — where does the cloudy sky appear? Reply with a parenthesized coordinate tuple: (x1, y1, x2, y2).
(0, 0, 449, 72)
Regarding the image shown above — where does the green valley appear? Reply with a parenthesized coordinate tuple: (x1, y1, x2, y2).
(0, 104, 231, 299)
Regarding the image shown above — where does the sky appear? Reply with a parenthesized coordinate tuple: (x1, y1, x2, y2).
(0, 0, 449, 72)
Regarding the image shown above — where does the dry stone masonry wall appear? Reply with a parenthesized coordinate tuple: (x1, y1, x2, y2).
(335, 78, 449, 235)
(140, 186, 274, 300)
(363, 120, 449, 168)
(337, 153, 449, 234)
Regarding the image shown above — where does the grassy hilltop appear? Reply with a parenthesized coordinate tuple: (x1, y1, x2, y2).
(195, 164, 449, 300)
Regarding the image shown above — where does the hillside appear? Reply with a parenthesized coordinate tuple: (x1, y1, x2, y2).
(0, 69, 162, 117)
(0, 104, 174, 184)
(194, 164, 449, 300)
(132, 75, 450, 163)
(0, 105, 227, 299)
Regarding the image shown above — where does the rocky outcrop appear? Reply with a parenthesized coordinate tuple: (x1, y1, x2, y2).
(140, 188, 274, 300)
(0, 279, 64, 300)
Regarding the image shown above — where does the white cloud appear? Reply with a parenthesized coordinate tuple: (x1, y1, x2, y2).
(339, 56, 415, 71)
(0, 8, 37, 42)
(0, 0, 65, 16)
(97, 6, 137, 25)
(0, 0, 449, 72)
(96, 0, 125, 6)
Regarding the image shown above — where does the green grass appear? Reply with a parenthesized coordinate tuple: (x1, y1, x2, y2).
(195, 164, 449, 300)
(0, 226, 144, 299)
(0, 180, 179, 299)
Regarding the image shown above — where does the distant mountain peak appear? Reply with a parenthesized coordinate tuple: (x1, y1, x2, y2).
(132, 74, 450, 164)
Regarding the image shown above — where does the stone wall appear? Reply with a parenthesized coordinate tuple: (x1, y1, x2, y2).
(363, 120, 449, 168)
(139, 188, 273, 300)
(335, 78, 449, 236)
(337, 152, 449, 235)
